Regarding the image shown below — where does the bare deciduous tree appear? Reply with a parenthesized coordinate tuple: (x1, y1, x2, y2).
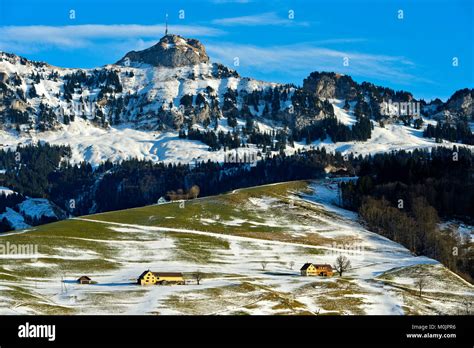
(334, 255, 351, 276)
(289, 261, 295, 270)
(414, 276, 427, 297)
(193, 270, 203, 285)
(260, 261, 268, 271)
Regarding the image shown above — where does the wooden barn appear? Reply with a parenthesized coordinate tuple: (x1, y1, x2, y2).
(77, 276, 92, 284)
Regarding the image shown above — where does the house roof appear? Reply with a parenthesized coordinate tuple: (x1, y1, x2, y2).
(137, 270, 152, 279)
(314, 264, 332, 269)
(153, 272, 183, 278)
(300, 263, 314, 270)
(77, 276, 91, 281)
(137, 270, 183, 279)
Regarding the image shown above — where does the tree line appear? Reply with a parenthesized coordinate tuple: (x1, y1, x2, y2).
(423, 121, 474, 145)
(340, 146, 474, 282)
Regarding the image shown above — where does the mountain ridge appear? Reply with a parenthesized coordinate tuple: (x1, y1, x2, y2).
(0, 34, 473, 165)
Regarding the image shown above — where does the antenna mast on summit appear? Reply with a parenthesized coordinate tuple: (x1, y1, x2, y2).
(165, 13, 169, 35)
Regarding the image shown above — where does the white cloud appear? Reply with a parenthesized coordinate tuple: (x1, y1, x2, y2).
(0, 24, 224, 53)
(206, 42, 427, 84)
(0, 23, 428, 86)
(212, 12, 309, 26)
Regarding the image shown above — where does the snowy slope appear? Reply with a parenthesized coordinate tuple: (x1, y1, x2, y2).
(292, 100, 474, 158)
(0, 101, 471, 168)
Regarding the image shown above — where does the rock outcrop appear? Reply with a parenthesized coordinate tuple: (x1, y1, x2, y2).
(444, 88, 474, 120)
(303, 72, 358, 100)
(117, 34, 209, 68)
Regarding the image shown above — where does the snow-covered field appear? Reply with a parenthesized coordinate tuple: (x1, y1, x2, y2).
(0, 180, 471, 315)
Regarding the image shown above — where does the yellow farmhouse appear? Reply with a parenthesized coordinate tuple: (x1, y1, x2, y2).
(137, 270, 185, 285)
(300, 263, 334, 277)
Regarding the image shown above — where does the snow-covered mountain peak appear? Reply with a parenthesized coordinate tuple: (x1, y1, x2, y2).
(116, 34, 210, 68)
(0, 34, 473, 170)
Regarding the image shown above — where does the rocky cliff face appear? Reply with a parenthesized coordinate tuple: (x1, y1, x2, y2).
(444, 89, 474, 120)
(116, 34, 209, 68)
(303, 72, 358, 100)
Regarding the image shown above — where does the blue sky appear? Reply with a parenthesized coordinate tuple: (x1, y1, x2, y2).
(0, 0, 472, 100)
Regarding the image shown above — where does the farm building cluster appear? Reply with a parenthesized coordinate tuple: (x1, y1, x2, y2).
(75, 264, 332, 288)
(300, 263, 334, 277)
(76, 271, 186, 286)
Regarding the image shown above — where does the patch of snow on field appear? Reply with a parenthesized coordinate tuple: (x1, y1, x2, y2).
(247, 197, 279, 210)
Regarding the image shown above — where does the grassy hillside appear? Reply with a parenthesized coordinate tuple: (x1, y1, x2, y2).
(0, 180, 472, 315)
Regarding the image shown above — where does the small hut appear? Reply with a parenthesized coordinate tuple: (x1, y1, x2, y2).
(77, 276, 92, 284)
